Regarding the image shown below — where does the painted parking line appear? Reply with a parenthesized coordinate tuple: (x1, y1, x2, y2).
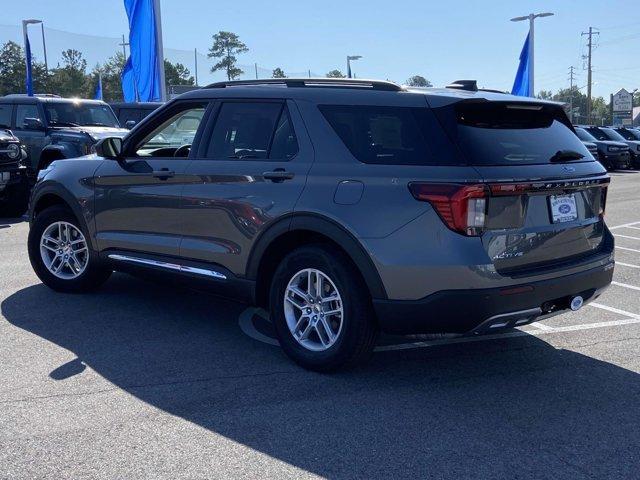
(611, 281, 640, 292)
(627, 226, 640, 231)
(616, 246, 640, 253)
(610, 221, 640, 230)
(616, 261, 640, 269)
(614, 234, 640, 241)
(238, 303, 640, 353)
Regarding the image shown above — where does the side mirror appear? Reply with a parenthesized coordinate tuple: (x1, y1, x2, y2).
(23, 117, 44, 131)
(94, 137, 123, 159)
(124, 120, 137, 129)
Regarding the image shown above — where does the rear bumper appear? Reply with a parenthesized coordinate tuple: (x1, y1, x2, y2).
(373, 260, 614, 335)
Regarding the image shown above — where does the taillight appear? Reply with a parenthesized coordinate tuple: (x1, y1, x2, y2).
(600, 186, 608, 217)
(408, 183, 488, 236)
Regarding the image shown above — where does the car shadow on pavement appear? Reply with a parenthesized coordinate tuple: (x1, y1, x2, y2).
(3, 274, 640, 478)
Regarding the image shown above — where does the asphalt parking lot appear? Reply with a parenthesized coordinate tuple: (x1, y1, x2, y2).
(2, 172, 640, 479)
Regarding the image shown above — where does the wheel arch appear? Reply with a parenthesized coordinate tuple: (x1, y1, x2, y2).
(248, 214, 387, 308)
(30, 185, 96, 250)
(38, 145, 71, 170)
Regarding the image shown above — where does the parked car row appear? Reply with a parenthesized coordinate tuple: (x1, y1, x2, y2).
(575, 125, 640, 170)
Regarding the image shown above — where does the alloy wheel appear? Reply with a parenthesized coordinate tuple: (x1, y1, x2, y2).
(39, 221, 89, 280)
(283, 268, 344, 352)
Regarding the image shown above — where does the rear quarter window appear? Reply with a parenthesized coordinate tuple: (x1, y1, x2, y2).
(319, 105, 456, 165)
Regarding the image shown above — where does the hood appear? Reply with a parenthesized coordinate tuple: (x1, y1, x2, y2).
(0, 128, 17, 143)
(51, 126, 128, 141)
(595, 140, 628, 148)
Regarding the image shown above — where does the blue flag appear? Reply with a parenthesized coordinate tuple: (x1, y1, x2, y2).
(511, 32, 531, 97)
(122, 0, 163, 102)
(94, 73, 103, 100)
(25, 33, 33, 96)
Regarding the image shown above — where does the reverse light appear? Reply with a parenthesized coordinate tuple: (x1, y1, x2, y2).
(408, 183, 488, 236)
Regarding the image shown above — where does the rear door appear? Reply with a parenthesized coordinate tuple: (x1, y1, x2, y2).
(179, 99, 313, 275)
(434, 100, 609, 274)
(93, 100, 210, 257)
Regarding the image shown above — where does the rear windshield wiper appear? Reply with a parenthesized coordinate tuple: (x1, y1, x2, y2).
(549, 150, 585, 162)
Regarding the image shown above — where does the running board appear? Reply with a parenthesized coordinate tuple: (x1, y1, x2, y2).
(107, 254, 227, 280)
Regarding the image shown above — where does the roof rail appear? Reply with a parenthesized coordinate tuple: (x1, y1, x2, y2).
(204, 78, 403, 92)
(2, 93, 61, 98)
(445, 80, 478, 92)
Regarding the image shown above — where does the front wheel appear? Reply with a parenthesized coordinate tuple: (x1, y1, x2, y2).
(28, 205, 111, 293)
(269, 245, 378, 372)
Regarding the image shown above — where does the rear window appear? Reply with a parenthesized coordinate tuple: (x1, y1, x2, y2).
(434, 102, 591, 166)
(319, 105, 440, 165)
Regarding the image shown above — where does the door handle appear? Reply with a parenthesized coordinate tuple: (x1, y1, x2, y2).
(263, 169, 294, 183)
(152, 168, 175, 180)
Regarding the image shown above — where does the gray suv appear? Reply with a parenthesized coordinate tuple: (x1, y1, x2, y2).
(27, 79, 614, 371)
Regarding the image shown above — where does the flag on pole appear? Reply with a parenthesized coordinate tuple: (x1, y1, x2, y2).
(25, 33, 33, 96)
(511, 32, 531, 97)
(94, 73, 103, 100)
(121, 0, 164, 102)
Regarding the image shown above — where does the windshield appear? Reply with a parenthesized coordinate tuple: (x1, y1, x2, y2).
(44, 102, 120, 128)
(600, 128, 627, 142)
(584, 127, 612, 141)
(434, 102, 591, 165)
(575, 127, 597, 142)
(616, 129, 640, 141)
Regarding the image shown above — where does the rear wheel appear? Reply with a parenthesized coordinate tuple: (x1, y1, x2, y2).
(269, 245, 378, 371)
(28, 205, 111, 292)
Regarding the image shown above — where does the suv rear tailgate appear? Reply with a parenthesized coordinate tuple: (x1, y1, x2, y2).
(475, 164, 609, 275)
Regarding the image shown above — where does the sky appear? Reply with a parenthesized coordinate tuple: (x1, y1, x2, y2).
(2, 0, 639, 98)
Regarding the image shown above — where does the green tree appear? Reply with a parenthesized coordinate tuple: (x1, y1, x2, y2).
(164, 60, 195, 91)
(50, 49, 88, 97)
(326, 69, 346, 78)
(272, 67, 286, 78)
(0, 41, 50, 96)
(207, 31, 248, 80)
(537, 90, 554, 100)
(99, 52, 127, 102)
(406, 75, 432, 87)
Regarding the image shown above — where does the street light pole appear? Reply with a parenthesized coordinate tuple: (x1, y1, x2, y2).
(511, 12, 554, 97)
(22, 19, 42, 96)
(40, 22, 48, 74)
(347, 55, 362, 79)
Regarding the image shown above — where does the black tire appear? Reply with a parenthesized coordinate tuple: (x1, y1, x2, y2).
(28, 205, 112, 293)
(269, 244, 378, 372)
(0, 177, 30, 218)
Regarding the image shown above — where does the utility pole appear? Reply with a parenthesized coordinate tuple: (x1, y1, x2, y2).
(582, 27, 599, 124)
(119, 34, 129, 58)
(568, 66, 576, 123)
(254, 63, 258, 80)
(194, 48, 198, 86)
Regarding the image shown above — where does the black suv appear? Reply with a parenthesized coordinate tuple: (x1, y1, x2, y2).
(109, 102, 162, 129)
(0, 128, 30, 217)
(0, 95, 128, 172)
(28, 79, 614, 371)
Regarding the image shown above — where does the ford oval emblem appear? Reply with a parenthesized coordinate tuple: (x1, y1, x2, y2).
(563, 166, 576, 173)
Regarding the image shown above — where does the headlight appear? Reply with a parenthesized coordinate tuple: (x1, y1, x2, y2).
(6, 143, 20, 159)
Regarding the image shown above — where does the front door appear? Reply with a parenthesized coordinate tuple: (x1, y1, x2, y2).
(93, 101, 210, 257)
(13, 103, 47, 169)
(180, 99, 314, 275)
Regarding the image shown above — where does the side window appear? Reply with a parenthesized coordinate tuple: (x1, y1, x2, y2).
(206, 102, 298, 160)
(134, 104, 207, 157)
(0, 104, 12, 128)
(15, 104, 41, 129)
